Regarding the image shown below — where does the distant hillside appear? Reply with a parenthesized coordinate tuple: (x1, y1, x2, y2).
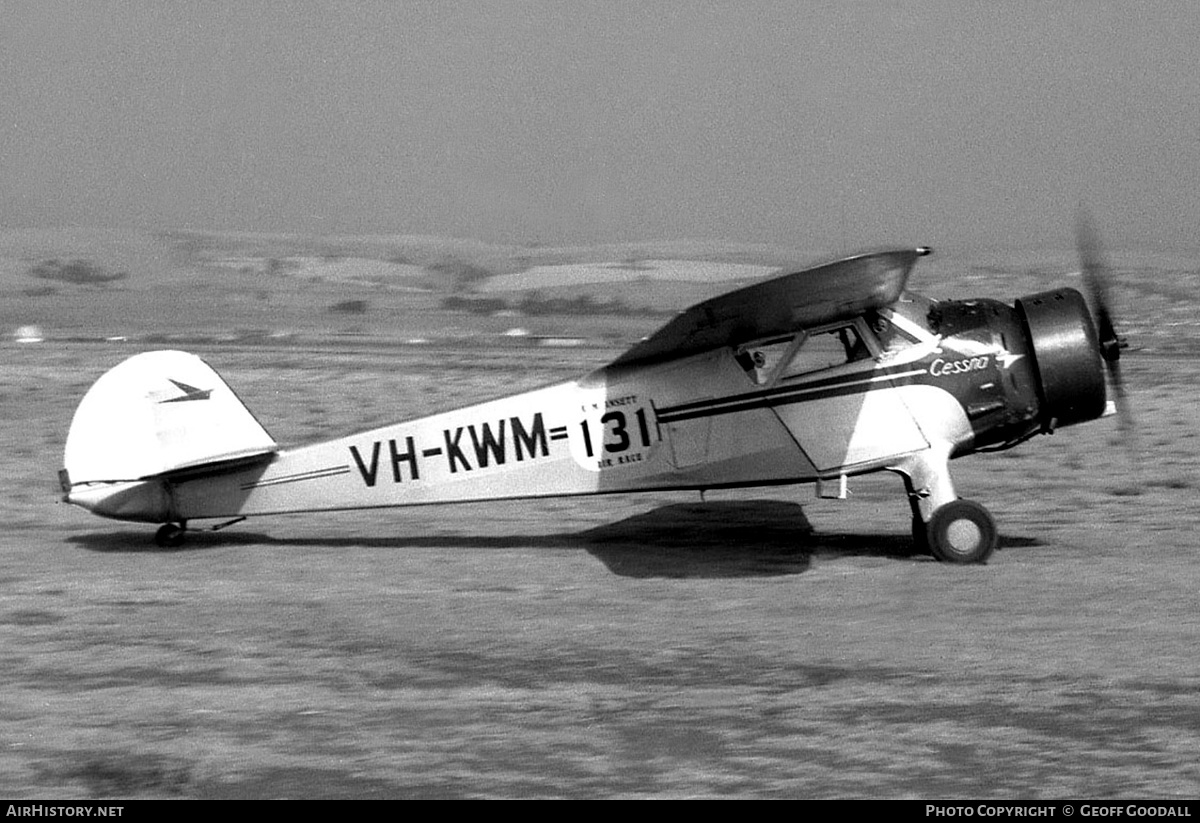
(2, 227, 1194, 354)
(0, 227, 184, 290)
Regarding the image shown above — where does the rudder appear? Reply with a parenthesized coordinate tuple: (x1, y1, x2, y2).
(63, 350, 278, 486)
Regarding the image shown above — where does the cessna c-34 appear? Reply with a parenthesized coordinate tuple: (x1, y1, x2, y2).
(60, 224, 1127, 564)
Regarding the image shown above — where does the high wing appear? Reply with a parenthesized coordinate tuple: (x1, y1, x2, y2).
(607, 248, 929, 369)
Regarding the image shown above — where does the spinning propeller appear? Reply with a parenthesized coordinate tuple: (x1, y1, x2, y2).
(1075, 207, 1134, 439)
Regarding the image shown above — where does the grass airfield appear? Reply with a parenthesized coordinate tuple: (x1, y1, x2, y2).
(0, 230, 1198, 798)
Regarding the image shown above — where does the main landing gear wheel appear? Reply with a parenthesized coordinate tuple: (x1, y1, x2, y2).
(154, 522, 187, 548)
(924, 500, 997, 564)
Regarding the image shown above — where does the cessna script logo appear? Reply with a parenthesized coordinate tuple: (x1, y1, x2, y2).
(928, 350, 1024, 377)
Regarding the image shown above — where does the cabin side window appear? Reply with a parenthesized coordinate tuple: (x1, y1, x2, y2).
(734, 336, 795, 385)
(735, 314, 922, 386)
(867, 310, 921, 357)
(780, 324, 872, 379)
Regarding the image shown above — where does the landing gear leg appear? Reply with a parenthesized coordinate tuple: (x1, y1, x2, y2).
(889, 447, 998, 564)
(909, 501, 931, 556)
(154, 521, 187, 548)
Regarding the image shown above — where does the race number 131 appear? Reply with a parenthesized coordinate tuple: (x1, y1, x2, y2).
(580, 409, 652, 457)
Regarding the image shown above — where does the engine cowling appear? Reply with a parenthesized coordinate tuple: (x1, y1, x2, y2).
(1015, 288, 1107, 430)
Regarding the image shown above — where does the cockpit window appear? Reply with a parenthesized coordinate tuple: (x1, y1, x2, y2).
(736, 313, 925, 386)
(735, 336, 795, 385)
(868, 311, 920, 355)
(782, 324, 871, 378)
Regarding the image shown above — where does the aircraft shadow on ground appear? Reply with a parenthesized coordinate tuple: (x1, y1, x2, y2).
(69, 500, 1040, 579)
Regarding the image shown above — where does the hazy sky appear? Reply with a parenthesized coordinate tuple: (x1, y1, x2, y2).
(2, 1, 1198, 251)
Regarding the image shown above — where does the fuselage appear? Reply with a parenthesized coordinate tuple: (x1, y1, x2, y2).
(149, 289, 1067, 522)
(65, 282, 1106, 527)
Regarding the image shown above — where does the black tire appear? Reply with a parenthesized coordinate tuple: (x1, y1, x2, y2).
(154, 523, 186, 548)
(926, 499, 997, 564)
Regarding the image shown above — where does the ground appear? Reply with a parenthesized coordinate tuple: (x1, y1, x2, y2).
(0, 231, 1197, 798)
(1, 341, 1197, 799)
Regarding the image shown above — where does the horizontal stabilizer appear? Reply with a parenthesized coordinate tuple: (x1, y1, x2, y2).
(64, 350, 278, 484)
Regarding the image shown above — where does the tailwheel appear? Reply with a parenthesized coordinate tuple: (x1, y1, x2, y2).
(925, 500, 997, 564)
(154, 522, 187, 548)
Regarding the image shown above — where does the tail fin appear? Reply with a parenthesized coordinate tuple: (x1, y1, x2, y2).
(63, 350, 278, 486)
